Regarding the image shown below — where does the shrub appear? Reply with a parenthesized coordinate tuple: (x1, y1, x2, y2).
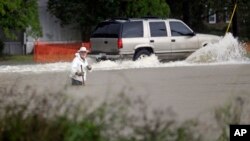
(0, 39, 4, 56)
(1, 86, 249, 141)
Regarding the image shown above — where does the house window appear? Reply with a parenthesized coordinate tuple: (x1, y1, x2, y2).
(224, 7, 230, 23)
(209, 9, 216, 24)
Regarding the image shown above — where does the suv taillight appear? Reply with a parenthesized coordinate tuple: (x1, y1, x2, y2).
(117, 38, 123, 49)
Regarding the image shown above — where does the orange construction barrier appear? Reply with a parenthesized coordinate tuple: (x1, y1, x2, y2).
(34, 41, 91, 63)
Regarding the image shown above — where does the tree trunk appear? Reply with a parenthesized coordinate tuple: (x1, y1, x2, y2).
(81, 26, 92, 42)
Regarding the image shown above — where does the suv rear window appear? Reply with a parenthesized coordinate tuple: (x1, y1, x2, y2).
(91, 22, 121, 38)
(122, 21, 143, 38)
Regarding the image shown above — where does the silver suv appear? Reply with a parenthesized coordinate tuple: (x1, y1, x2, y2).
(90, 18, 220, 61)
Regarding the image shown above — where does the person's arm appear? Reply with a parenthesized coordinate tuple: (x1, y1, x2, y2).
(85, 60, 92, 71)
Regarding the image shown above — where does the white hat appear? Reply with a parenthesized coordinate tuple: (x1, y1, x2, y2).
(77, 47, 89, 53)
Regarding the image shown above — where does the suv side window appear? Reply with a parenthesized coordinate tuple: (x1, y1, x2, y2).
(169, 21, 193, 36)
(149, 22, 167, 37)
(122, 21, 143, 38)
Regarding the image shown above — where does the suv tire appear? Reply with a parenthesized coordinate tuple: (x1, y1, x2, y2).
(133, 49, 152, 61)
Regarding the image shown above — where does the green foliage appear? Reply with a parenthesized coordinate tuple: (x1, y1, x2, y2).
(0, 114, 103, 141)
(214, 97, 246, 141)
(0, 87, 201, 141)
(238, 0, 250, 39)
(125, 0, 170, 18)
(0, 39, 4, 56)
(2, 86, 249, 141)
(0, 0, 42, 39)
(0, 114, 64, 141)
(48, 0, 121, 41)
(166, 0, 250, 38)
(48, 0, 120, 27)
(47, 0, 170, 40)
(47, 0, 170, 25)
(165, 0, 182, 18)
(64, 120, 102, 141)
(0, 55, 34, 64)
(47, 0, 121, 38)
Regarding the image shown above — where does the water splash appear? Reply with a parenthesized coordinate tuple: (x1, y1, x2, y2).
(0, 62, 71, 73)
(186, 33, 249, 63)
(93, 55, 162, 70)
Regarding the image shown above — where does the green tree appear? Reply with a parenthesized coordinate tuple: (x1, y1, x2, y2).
(48, 0, 170, 41)
(0, 0, 42, 39)
(166, 0, 250, 39)
(237, 0, 250, 39)
(166, 0, 183, 18)
(125, 0, 170, 18)
(47, 0, 121, 41)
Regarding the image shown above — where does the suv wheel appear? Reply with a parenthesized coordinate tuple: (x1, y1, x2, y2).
(133, 49, 152, 61)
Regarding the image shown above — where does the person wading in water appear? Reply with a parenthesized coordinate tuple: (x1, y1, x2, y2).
(70, 47, 92, 86)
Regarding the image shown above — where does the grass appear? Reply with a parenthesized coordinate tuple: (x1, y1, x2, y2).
(0, 55, 34, 64)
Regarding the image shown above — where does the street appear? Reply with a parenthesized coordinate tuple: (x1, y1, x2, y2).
(1, 63, 250, 121)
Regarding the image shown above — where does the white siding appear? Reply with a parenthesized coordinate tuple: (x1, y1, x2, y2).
(25, 0, 82, 54)
(37, 0, 81, 42)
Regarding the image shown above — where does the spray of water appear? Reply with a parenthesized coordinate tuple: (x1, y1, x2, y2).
(93, 55, 161, 70)
(186, 33, 248, 63)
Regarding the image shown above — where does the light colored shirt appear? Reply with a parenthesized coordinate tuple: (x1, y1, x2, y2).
(70, 53, 89, 82)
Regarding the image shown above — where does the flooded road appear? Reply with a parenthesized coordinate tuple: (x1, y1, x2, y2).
(1, 63, 250, 121)
(1, 33, 250, 122)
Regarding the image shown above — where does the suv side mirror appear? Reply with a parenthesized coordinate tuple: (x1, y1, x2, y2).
(187, 32, 196, 36)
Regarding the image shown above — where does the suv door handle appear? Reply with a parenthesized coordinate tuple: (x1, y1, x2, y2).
(104, 41, 108, 44)
(171, 39, 176, 42)
(150, 40, 154, 43)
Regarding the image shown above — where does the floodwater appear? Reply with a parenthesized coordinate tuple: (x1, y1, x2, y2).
(0, 33, 249, 74)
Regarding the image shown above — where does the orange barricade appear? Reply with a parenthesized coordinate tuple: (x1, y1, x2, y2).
(34, 41, 90, 63)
